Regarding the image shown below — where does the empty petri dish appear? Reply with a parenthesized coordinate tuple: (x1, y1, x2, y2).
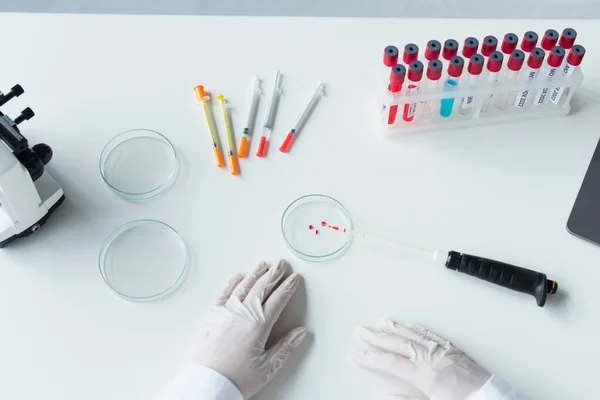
(281, 194, 353, 262)
(100, 129, 178, 201)
(99, 220, 188, 302)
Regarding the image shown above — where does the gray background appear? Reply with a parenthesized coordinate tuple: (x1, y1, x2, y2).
(2, 0, 600, 19)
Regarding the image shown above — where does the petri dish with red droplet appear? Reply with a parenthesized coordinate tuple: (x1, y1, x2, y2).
(281, 194, 353, 262)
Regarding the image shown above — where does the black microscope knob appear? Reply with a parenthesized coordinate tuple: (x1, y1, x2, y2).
(33, 143, 53, 165)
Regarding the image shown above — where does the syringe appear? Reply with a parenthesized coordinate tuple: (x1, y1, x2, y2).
(280, 82, 325, 153)
(238, 76, 262, 158)
(256, 70, 283, 158)
(217, 94, 239, 176)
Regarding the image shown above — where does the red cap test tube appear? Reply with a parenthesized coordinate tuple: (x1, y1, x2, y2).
(532, 46, 565, 106)
(443, 39, 459, 61)
(462, 37, 479, 59)
(559, 28, 577, 49)
(482, 35, 498, 57)
(448, 55, 464, 78)
(501, 33, 518, 54)
(550, 45, 585, 105)
(541, 29, 559, 51)
(567, 44, 586, 66)
(387, 64, 406, 124)
(403, 43, 419, 64)
(425, 40, 441, 60)
(515, 48, 545, 108)
(507, 49, 525, 71)
(403, 61, 424, 122)
(427, 59, 443, 81)
(521, 31, 539, 52)
(383, 45, 399, 67)
(468, 54, 484, 75)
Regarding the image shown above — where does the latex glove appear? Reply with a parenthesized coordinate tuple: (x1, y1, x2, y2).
(351, 319, 490, 400)
(194, 260, 308, 399)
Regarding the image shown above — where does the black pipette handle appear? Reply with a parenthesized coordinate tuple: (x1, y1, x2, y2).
(445, 251, 558, 307)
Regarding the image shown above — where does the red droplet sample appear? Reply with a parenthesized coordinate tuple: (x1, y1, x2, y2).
(321, 221, 327, 227)
(332, 226, 340, 230)
(343, 228, 347, 232)
(315, 230, 319, 235)
(309, 225, 314, 230)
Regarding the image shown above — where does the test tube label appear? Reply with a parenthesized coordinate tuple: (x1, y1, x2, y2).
(550, 64, 575, 104)
(533, 67, 558, 105)
(404, 84, 419, 121)
(514, 68, 539, 108)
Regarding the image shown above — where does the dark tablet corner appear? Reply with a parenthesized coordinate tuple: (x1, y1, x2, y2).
(567, 138, 600, 246)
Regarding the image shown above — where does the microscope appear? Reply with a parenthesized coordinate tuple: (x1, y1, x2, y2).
(0, 84, 64, 248)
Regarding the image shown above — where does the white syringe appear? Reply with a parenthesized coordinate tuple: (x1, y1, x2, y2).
(238, 76, 262, 158)
(256, 70, 283, 158)
(279, 82, 325, 153)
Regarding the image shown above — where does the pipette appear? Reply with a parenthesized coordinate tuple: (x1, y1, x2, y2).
(256, 70, 283, 158)
(349, 229, 558, 307)
(193, 85, 225, 168)
(280, 82, 325, 153)
(238, 76, 262, 158)
(217, 94, 239, 175)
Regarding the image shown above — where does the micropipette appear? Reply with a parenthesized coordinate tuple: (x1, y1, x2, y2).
(256, 70, 283, 158)
(217, 94, 239, 175)
(280, 82, 325, 153)
(238, 76, 262, 158)
(193, 85, 225, 168)
(349, 229, 558, 307)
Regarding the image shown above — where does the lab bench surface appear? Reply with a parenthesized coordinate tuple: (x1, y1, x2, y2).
(0, 13, 599, 400)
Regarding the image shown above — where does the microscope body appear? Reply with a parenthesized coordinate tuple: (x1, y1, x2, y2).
(0, 84, 65, 248)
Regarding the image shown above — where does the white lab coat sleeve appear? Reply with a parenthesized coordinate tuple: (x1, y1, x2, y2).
(467, 375, 532, 400)
(161, 365, 244, 400)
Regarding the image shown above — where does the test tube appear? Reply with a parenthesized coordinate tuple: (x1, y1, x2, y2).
(558, 28, 577, 50)
(403, 61, 424, 122)
(541, 29, 559, 51)
(494, 50, 525, 110)
(501, 33, 518, 55)
(481, 51, 504, 112)
(533, 46, 565, 106)
(403, 43, 419, 64)
(481, 36, 498, 57)
(440, 56, 464, 118)
(422, 59, 443, 119)
(514, 48, 546, 108)
(256, 70, 283, 158)
(442, 39, 459, 63)
(521, 31, 539, 53)
(550, 45, 585, 105)
(425, 40, 441, 61)
(459, 54, 484, 115)
(462, 37, 479, 59)
(387, 64, 406, 125)
(238, 76, 262, 158)
(383, 45, 400, 67)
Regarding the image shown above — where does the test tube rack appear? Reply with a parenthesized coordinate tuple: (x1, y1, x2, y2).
(381, 34, 584, 135)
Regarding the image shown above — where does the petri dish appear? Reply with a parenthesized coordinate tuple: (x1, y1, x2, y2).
(100, 129, 178, 201)
(99, 220, 188, 302)
(281, 194, 353, 262)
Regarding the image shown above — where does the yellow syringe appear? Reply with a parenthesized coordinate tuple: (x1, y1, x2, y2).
(217, 94, 240, 176)
(194, 85, 225, 168)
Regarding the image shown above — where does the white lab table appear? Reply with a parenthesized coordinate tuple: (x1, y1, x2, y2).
(0, 14, 599, 400)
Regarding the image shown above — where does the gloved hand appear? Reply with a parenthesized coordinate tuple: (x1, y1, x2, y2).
(194, 260, 308, 399)
(350, 319, 490, 400)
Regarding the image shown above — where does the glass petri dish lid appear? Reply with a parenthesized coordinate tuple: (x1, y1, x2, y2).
(100, 129, 178, 201)
(99, 220, 188, 302)
(281, 194, 353, 262)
